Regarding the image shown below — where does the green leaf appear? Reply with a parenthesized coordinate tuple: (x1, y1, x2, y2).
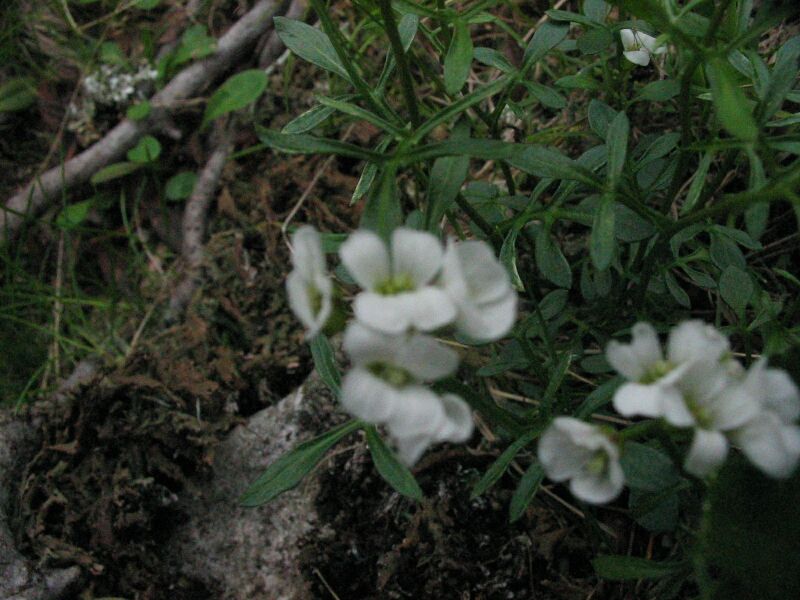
(90, 161, 142, 184)
(473, 47, 515, 73)
(535, 229, 572, 288)
(172, 24, 216, 67)
(309, 334, 340, 396)
(590, 193, 616, 271)
(55, 199, 93, 230)
(410, 75, 510, 144)
(126, 100, 151, 121)
(706, 57, 758, 142)
(135, 0, 160, 8)
(317, 95, 403, 136)
(202, 69, 267, 127)
(444, 20, 473, 95)
(499, 227, 524, 291)
(398, 13, 419, 50)
(282, 104, 338, 134)
(165, 171, 197, 202)
(620, 442, 680, 492)
(257, 129, 384, 162)
(539, 289, 568, 320)
(426, 155, 469, 228)
(365, 426, 423, 500)
(575, 377, 618, 418)
(629, 487, 680, 533)
(583, 0, 609, 22)
(523, 81, 566, 109)
(509, 462, 544, 522)
(636, 79, 680, 102)
(761, 36, 800, 121)
(360, 165, 402, 239)
(0, 78, 36, 113)
(606, 111, 629, 187)
(681, 150, 713, 214)
(127, 135, 161, 163)
(593, 555, 684, 581)
(719, 265, 753, 314)
(274, 17, 350, 81)
(523, 21, 568, 66)
(471, 427, 543, 499)
(351, 138, 391, 205)
(588, 99, 617, 140)
(577, 27, 613, 55)
(240, 420, 361, 506)
(664, 270, 691, 307)
(508, 146, 600, 187)
(709, 232, 746, 270)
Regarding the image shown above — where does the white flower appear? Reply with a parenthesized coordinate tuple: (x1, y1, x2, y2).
(729, 359, 800, 478)
(441, 239, 518, 342)
(666, 359, 761, 476)
(538, 417, 624, 504)
(339, 228, 457, 334)
(340, 322, 472, 465)
(620, 29, 666, 66)
(286, 226, 333, 338)
(607, 321, 730, 419)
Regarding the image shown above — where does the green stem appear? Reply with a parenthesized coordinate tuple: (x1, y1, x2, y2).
(377, 0, 421, 127)
(308, 0, 385, 118)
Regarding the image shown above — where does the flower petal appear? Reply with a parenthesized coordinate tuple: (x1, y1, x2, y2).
(342, 321, 398, 366)
(385, 386, 445, 438)
(661, 388, 695, 427)
(435, 394, 474, 443)
(733, 414, 800, 479)
(353, 288, 457, 334)
(667, 320, 729, 365)
(446, 240, 511, 305)
(291, 225, 325, 278)
(394, 434, 433, 466)
(396, 333, 460, 381)
(762, 366, 800, 422)
(453, 289, 518, 342)
(391, 227, 444, 286)
(606, 322, 662, 381)
(684, 429, 728, 477)
(624, 49, 651, 66)
(619, 29, 637, 52)
(636, 31, 661, 53)
(340, 368, 397, 423)
(538, 418, 595, 481)
(339, 230, 390, 290)
(570, 460, 625, 505)
(612, 382, 668, 418)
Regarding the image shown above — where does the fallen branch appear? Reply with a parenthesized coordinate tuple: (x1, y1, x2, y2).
(166, 122, 233, 321)
(1, 0, 285, 245)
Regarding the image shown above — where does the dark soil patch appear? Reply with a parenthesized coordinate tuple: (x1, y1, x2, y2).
(303, 446, 695, 600)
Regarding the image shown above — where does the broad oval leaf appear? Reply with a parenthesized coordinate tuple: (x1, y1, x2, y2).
(202, 69, 268, 127)
(274, 17, 350, 81)
(165, 171, 198, 201)
(127, 135, 162, 163)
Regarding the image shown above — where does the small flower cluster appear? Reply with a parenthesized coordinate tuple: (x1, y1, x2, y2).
(287, 226, 518, 465)
(539, 321, 800, 504)
(82, 62, 159, 106)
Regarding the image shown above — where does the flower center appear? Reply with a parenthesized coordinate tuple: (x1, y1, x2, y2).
(640, 360, 674, 384)
(375, 273, 415, 295)
(585, 451, 609, 476)
(685, 394, 712, 429)
(368, 362, 413, 387)
(306, 284, 323, 316)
